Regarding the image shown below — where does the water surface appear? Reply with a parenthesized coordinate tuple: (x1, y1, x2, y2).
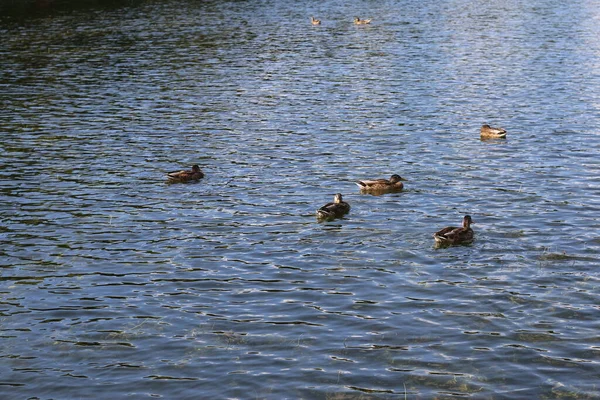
(1, 0, 600, 398)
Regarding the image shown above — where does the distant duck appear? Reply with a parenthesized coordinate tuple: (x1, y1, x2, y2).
(311, 16, 321, 25)
(166, 165, 204, 183)
(316, 193, 350, 221)
(354, 17, 372, 25)
(356, 174, 406, 193)
(433, 215, 474, 246)
(480, 124, 507, 139)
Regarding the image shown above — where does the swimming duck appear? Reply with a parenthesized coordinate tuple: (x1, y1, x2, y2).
(480, 124, 507, 139)
(311, 16, 321, 25)
(356, 174, 406, 192)
(354, 17, 372, 25)
(433, 215, 474, 246)
(316, 193, 350, 221)
(166, 165, 204, 183)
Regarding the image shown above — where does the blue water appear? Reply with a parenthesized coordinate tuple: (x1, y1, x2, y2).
(1, 0, 600, 398)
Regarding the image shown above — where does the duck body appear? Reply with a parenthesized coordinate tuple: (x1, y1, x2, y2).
(167, 165, 204, 183)
(480, 124, 507, 139)
(316, 193, 350, 221)
(311, 16, 321, 25)
(433, 215, 474, 246)
(354, 17, 371, 25)
(356, 174, 405, 193)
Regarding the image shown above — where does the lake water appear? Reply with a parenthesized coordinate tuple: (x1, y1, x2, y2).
(1, 0, 600, 398)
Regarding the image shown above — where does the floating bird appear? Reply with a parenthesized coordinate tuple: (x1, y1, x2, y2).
(480, 124, 507, 139)
(316, 193, 350, 221)
(356, 174, 406, 193)
(166, 165, 204, 183)
(433, 215, 474, 246)
(354, 17, 372, 25)
(311, 16, 321, 25)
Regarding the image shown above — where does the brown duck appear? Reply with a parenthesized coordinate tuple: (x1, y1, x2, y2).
(480, 124, 507, 139)
(166, 165, 204, 183)
(316, 193, 350, 221)
(354, 17, 372, 25)
(433, 215, 474, 246)
(356, 174, 406, 193)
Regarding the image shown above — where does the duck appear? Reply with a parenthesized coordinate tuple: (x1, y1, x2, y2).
(316, 193, 350, 221)
(354, 17, 372, 25)
(356, 174, 406, 192)
(433, 215, 474, 246)
(166, 165, 204, 183)
(480, 124, 507, 139)
(311, 16, 321, 25)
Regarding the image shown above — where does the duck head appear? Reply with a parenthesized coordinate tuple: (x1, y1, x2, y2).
(389, 174, 406, 183)
(463, 215, 473, 228)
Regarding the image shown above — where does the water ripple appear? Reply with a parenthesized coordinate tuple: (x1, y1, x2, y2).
(2, 0, 600, 398)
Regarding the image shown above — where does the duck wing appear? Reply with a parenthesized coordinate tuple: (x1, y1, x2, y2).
(317, 202, 350, 219)
(490, 127, 507, 137)
(167, 169, 203, 181)
(434, 226, 457, 239)
(318, 202, 335, 212)
(435, 226, 473, 244)
(443, 227, 464, 241)
(167, 169, 189, 179)
(356, 178, 390, 188)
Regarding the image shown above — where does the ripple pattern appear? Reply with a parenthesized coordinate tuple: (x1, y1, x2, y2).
(1, 0, 600, 398)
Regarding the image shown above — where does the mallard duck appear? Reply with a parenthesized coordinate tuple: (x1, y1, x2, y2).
(356, 174, 406, 192)
(354, 17, 372, 25)
(311, 16, 321, 25)
(316, 193, 350, 221)
(433, 215, 474, 246)
(480, 124, 507, 139)
(166, 165, 204, 183)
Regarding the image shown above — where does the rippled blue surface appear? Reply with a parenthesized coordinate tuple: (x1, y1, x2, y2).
(1, 0, 600, 398)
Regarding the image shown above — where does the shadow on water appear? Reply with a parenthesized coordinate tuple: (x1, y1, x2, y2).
(0, 0, 143, 19)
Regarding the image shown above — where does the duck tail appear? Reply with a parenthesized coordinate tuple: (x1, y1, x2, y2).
(433, 233, 449, 244)
(316, 209, 332, 220)
(355, 180, 366, 188)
